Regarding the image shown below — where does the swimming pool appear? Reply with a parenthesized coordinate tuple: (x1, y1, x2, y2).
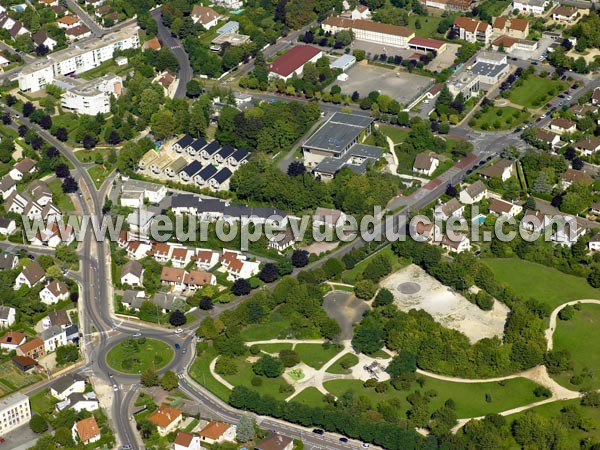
(472, 214, 486, 225)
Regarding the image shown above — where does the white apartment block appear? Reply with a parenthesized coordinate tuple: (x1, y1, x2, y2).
(18, 26, 139, 92)
(321, 17, 415, 49)
(0, 393, 31, 434)
(61, 74, 123, 115)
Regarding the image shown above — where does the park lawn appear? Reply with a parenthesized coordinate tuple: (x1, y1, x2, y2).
(48, 179, 75, 212)
(552, 303, 600, 390)
(29, 389, 55, 415)
(483, 258, 600, 310)
(88, 165, 112, 189)
(509, 75, 567, 109)
(371, 349, 392, 359)
(189, 347, 231, 401)
(324, 376, 543, 419)
(221, 357, 292, 400)
(407, 15, 444, 39)
(341, 245, 406, 285)
(294, 343, 343, 370)
(471, 106, 529, 131)
(79, 60, 128, 80)
(239, 315, 293, 341)
(326, 353, 359, 374)
(292, 387, 326, 406)
(328, 283, 354, 293)
(378, 125, 409, 145)
(254, 343, 294, 353)
(106, 338, 174, 374)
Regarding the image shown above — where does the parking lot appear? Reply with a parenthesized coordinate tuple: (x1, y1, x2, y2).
(339, 62, 433, 105)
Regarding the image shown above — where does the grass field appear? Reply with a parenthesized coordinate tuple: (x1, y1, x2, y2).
(240, 315, 293, 341)
(470, 106, 530, 131)
(292, 387, 326, 405)
(407, 16, 444, 39)
(106, 338, 174, 374)
(552, 303, 600, 390)
(483, 258, 600, 310)
(29, 389, 55, 415)
(341, 245, 406, 285)
(254, 343, 293, 353)
(88, 165, 112, 189)
(48, 179, 75, 212)
(324, 376, 543, 419)
(378, 125, 410, 145)
(509, 76, 567, 109)
(294, 343, 343, 370)
(326, 353, 359, 374)
(221, 357, 292, 400)
(189, 347, 231, 401)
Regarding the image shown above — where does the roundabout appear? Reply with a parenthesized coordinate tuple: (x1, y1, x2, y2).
(106, 337, 175, 374)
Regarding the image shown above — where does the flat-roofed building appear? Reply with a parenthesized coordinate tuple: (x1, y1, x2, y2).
(322, 16, 415, 49)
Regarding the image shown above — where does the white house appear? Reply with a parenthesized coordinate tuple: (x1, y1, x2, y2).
(120, 260, 144, 287)
(268, 229, 295, 253)
(588, 232, 600, 252)
(0, 218, 16, 236)
(121, 179, 167, 206)
(350, 5, 371, 19)
(441, 233, 471, 254)
(9, 157, 36, 181)
(149, 406, 183, 436)
(512, 0, 550, 15)
(479, 159, 515, 182)
(191, 5, 221, 29)
(459, 180, 487, 204)
(412, 154, 439, 176)
(39, 325, 67, 353)
(453, 16, 491, 45)
(0, 176, 16, 200)
(220, 251, 260, 281)
(32, 30, 57, 51)
(198, 421, 237, 445)
(15, 262, 45, 290)
(39, 280, 70, 305)
(575, 137, 600, 156)
(72, 417, 101, 445)
(489, 198, 523, 218)
(194, 249, 220, 270)
(56, 392, 99, 413)
(521, 210, 547, 233)
(550, 118, 577, 134)
(551, 219, 587, 247)
(552, 5, 577, 22)
(0, 306, 16, 328)
(50, 374, 86, 401)
(435, 198, 464, 221)
(313, 207, 346, 228)
(174, 432, 202, 450)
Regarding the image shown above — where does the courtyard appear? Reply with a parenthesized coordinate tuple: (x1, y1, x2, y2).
(380, 264, 509, 343)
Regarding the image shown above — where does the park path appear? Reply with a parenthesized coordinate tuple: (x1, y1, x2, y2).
(545, 299, 600, 350)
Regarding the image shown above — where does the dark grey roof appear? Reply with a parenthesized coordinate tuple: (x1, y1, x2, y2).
(229, 148, 249, 162)
(330, 112, 374, 127)
(200, 199, 226, 213)
(121, 260, 143, 278)
(150, 293, 183, 310)
(121, 290, 145, 309)
(0, 306, 12, 321)
(217, 145, 235, 159)
(65, 324, 79, 339)
(50, 373, 85, 394)
(196, 165, 218, 181)
(313, 143, 383, 176)
(40, 325, 64, 341)
(171, 194, 203, 209)
(0, 176, 15, 192)
(181, 161, 203, 177)
(202, 141, 221, 156)
(213, 168, 232, 184)
(224, 205, 287, 220)
(0, 253, 15, 270)
(176, 134, 194, 148)
(189, 137, 207, 151)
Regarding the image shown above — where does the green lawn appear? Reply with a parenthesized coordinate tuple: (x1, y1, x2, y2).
(48, 179, 75, 212)
(483, 258, 600, 310)
(509, 75, 567, 109)
(326, 353, 359, 374)
(29, 389, 55, 415)
(294, 343, 343, 370)
(341, 245, 407, 285)
(106, 338, 174, 374)
(79, 60, 122, 80)
(378, 125, 409, 145)
(292, 387, 326, 405)
(552, 303, 600, 390)
(254, 343, 294, 353)
(189, 347, 231, 401)
(88, 165, 112, 189)
(407, 15, 444, 39)
(239, 315, 293, 341)
(221, 357, 292, 400)
(470, 106, 530, 131)
(324, 376, 543, 419)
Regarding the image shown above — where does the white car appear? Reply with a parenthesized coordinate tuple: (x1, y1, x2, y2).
(174, 328, 183, 334)
(113, 384, 119, 392)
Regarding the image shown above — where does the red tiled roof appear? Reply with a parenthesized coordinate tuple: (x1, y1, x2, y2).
(268, 45, 322, 77)
(323, 16, 414, 38)
(408, 37, 445, 49)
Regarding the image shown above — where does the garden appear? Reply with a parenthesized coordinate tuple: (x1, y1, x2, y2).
(469, 106, 530, 131)
(106, 338, 174, 374)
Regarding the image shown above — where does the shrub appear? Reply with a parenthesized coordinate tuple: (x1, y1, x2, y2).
(558, 305, 575, 321)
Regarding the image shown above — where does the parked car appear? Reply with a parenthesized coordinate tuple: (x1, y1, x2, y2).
(339, 437, 349, 443)
(174, 343, 181, 350)
(312, 429, 324, 435)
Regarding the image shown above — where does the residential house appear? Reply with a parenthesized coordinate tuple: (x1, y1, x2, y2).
(412, 153, 439, 176)
(453, 17, 491, 44)
(126, 209, 156, 236)
(171, 247, 192, 268)
(120, 290, 146, 312)
(65, 25, 92, 41)
(459, 180, 487, 204)
(575, 137, 600, 156)
(410, 220, 441, 243)
(72, 417, 101, 445)
(441, 233, 471, 254)
(0, 253, 17, 271)
(31, 222, 75, 248)
(121, 260, 144, 287)
(351, 4, 371, 19)
(43, 310, 71, 330)
(492, 17, 529, 39)
(0, 218, 16, 236)
(14, 261, 45, 290)
(4, 192, 28, 215)
(17, 337, 45, 360)
(32, 30, 57, 51)
(194, 249, 220, 270)
(521, 210, 547, 233)
(40, 325, 67, 352)
(148, 242, 173, 264)
(255, 434, 294, 450)
(174, 432, 202, 450)
(220, 251, 260, 281)
(12, 356, 37, 372)
(150, 293, 185, 313)
(535, 129, 561, 149)
(550, 118, 576, 134)
(313, 207, 346, 228)
(591, 87, 600, 106)
(194, 165, 218, 186)
(552, 6, 577, 22)
(56, 392, 99, 413)
(0, 176, 16, 199)
(227, 148, 249, 168)
(570, 103, 597, 119)
(149, 405, 183, 436)
(199, 421, 236, 445)
(512, 0, 550, 15)
(39, 280, 70, 305)
(479, 159, 515, 181)
(268, 229, 295, 253)
(551, 218, 587, 247)
(0, 331, 26, 351)
(57, 15, 80, 29)
(0, 306, 16, 328)
(161, 267, 187, 292)
(121, 179, 167, 205)
(50, 374, 86, 400)
(9, 157, 36, 181)
(155, 69, 178, 97)
(143, 37, 161, 51)
(199, 141, 220, 160)
(179, 161, 204, 183)
(588, 232, 600, 252)
(184, 270, 217, 289)
(191, 5, 221, 29)
(489, 198, 523, 218)
(165, 157, 188, 178)
(435, 198, 464, 221)
(560, 168, 594, 188)
(209, 168, 233, 191)
(173, 134, 195, 153)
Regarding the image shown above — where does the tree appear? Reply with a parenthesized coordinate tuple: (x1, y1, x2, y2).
(232, 278, 251, 296)
(199, 296, 214, 310)
(55, 427, 73, 447)
(62, 176, 78, 193)
(169, 310, 186, 326)
(259, 263, 279, 283)
(151, 110, 176, 140)
(291, 249, 309, 267)
(56, 344, 78, 365)
(108, 130, 121, 145)
(55, 163, 70, 178)
(83, 134, 96, 150)
(55, 127, 68, 142)
(23, 102, 35, 117)
(56, 244, 78, 266)
(252, 355, 284, 378)
(589, 266, 600, 288)
(354, 279, 377, 299)
(30, 414, 48, 433)
(287, 160, 306, 176)
(446, 185, 458, 197)
(160, 370, 179, 391)
(236, 415, 255, 442)
(278, 349, 300, 367)
(186, 79, 203, 97)
(40, 115, 52, 130)
(141, 368, 159, 387)
(18, 125, 28, 137)
(352, 316, 384, 354)
(1, 113, 10, 125)
(373, 288, 394, 307)
(137, 419, 157, 439)
(386, 351, 417, 378)
(558, 305, 575, 320)
(572, 158, 584, 170)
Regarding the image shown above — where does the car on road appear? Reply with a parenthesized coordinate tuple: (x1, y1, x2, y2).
(174, 343, 181, 350)
(558, 94, 565, 98)
(513, 127, 522, 133)
(121, 445, 132, 450)
(182, 347, 187, 354)
(27, 254, 35, 260)
(571, 84, 578, 89)
(362, 444, 370, 448)
(339, 437, 349, 443)
(113, 384, 119, 392)
(132, 332, 142, 337)
(174, 328, 183, 334)
(312, 429, 325, 435)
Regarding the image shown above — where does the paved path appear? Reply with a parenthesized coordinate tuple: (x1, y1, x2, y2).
(546, 299, 600, 350)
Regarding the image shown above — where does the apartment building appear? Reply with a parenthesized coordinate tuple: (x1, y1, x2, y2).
(61, 74, 123, 115)
(0, 393, 31, 434)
